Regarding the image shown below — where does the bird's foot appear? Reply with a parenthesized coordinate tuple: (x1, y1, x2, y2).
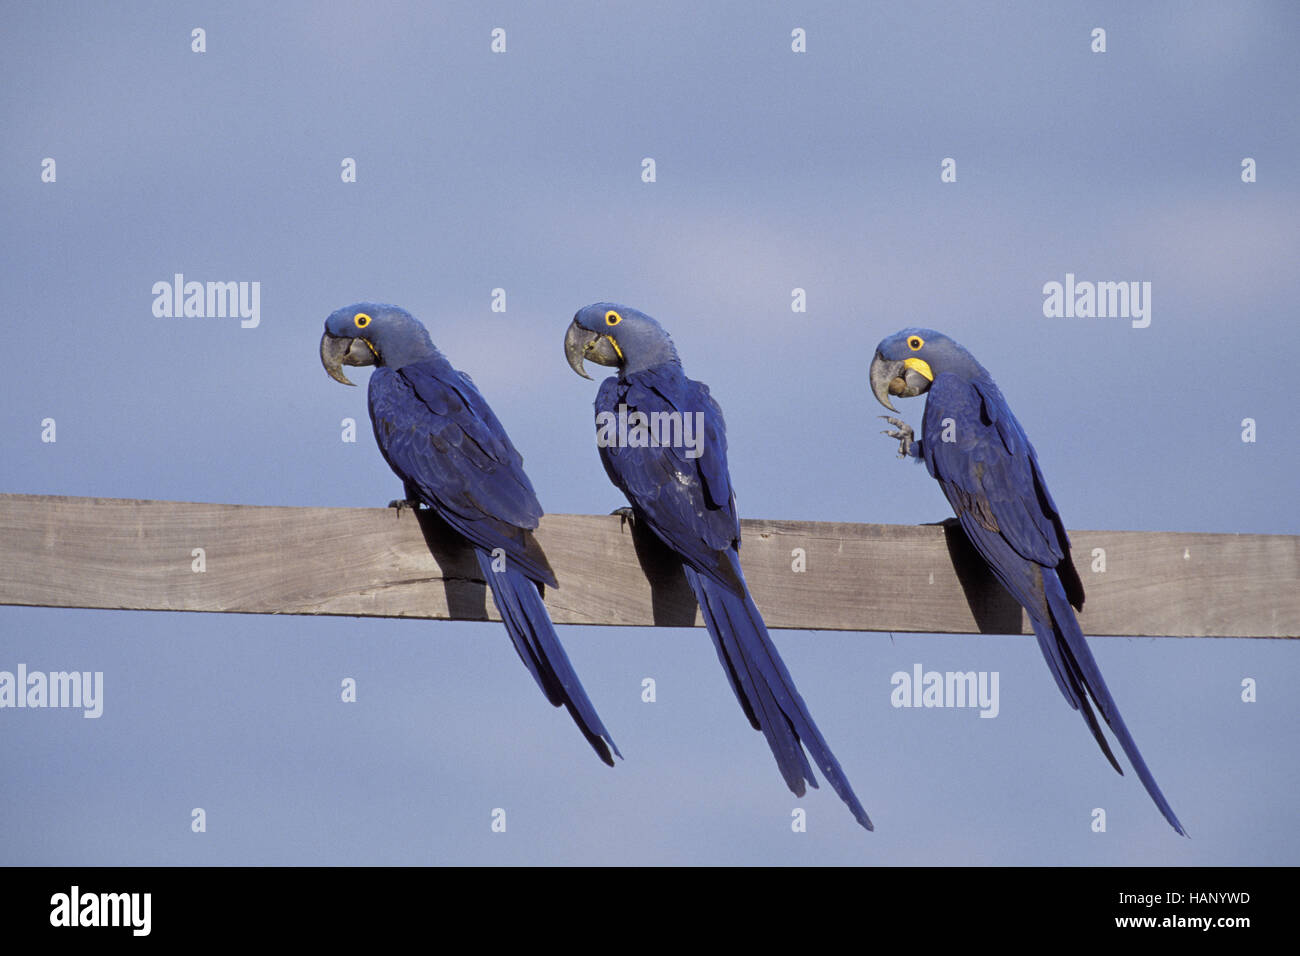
(879, 415, 916, 458)
(610, 506, 636, 531)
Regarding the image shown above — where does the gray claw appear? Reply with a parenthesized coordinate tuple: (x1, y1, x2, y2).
(878, 415, 915, 458)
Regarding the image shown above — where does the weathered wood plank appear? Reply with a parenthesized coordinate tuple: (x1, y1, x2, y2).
(0, 494, 1295, 637)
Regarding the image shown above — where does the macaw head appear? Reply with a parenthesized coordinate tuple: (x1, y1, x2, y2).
(869, 328, 987, 411)
(564, 302, 679, 379)
(320, 302, 435, 385)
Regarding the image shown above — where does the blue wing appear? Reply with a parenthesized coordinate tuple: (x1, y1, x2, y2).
(595, 369, 740, 588)
(921, 372, 1184, 834)
(370, 361, 555, 586)
(922, 376, 1074, 573)
(596, 367, 872, 829)
(368, 358, 620, 765)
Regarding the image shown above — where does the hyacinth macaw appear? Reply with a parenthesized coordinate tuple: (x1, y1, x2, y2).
(870, 328, 1184, 835)
(320, 302, 620, 766)
(565, 302, 872, 830)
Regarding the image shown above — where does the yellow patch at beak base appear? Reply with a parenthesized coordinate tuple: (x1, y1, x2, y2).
(903, 357, 933, 381)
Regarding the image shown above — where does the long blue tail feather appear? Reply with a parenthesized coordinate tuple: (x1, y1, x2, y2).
(685, 564, 873, 831)
(477, 551, 621, 766)
(1033, 568, 1186, 835)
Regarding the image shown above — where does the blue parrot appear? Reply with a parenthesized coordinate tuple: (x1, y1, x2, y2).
(869, 328, 1185, 835)
(321, 302, 620, 766)
(565, 302, 872, 830)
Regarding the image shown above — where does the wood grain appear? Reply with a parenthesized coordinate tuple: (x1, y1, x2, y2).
(0, 494, 1295, 638)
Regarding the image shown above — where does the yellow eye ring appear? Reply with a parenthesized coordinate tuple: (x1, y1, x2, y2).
(907, 335, 924, 351)
(354, 312, 372, 329)
(604, 310, 622, 327)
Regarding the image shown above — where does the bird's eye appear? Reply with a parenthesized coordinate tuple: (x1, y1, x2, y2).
(604, 310, 622, 327)
(907, 335, 924, 351)
(354, 312, 372, 329)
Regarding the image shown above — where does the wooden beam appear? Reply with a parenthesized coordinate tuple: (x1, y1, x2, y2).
(0, 493, 1295, 638)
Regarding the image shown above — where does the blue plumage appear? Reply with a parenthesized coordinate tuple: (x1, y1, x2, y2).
(567, 302, 872, 830)
(871, 328, 1185, 835)
(322, 302, 620, 765)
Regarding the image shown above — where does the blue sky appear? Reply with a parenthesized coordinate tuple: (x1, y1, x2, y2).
(2, 2, 1297, 865)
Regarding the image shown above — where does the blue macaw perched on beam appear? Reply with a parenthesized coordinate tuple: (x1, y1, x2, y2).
(566, 302, 872, 830)
(869, 328, 1185, 835)
(321, 303, 620, 766)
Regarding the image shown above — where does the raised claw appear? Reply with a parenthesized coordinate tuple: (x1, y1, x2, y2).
(878, 415, 916, 458)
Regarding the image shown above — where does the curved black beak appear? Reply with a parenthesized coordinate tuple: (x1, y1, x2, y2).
(320, 330, 377, 386)
(869, 351, 931, 411)
(564, 319, 623, 380)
